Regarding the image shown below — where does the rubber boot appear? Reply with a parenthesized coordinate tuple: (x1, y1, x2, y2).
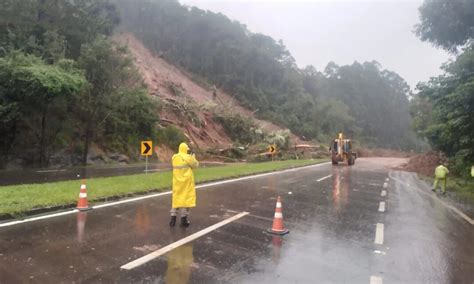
(169, 215, 177, 227)
(180, 216, 190, 227)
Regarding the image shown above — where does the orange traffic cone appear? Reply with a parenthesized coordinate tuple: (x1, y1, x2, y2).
(267, 196, 289, 235)
(76, 179, 91, 211)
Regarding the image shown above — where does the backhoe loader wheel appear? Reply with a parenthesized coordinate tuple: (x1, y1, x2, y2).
(348, 156, 354, 166)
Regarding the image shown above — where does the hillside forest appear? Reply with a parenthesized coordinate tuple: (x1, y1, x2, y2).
(1, 0, 472, 176)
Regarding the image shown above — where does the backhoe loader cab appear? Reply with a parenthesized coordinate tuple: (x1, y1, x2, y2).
(330, 133, 356, 166)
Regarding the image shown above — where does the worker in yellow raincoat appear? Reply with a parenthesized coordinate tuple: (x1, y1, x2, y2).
(170, 143, 199, 227)
(432, 162, 449, 195)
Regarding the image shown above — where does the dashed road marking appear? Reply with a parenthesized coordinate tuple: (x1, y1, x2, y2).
(378, 202, 386, 212)
(385, 178, 389, 182)
(121, 212, 249, 270)
(381, 190, 387, 197)
(370, 275, 383, 284)
(383, 182, 388, 188)
(317, 174, 332, 182)
(375, 223, 384, 244)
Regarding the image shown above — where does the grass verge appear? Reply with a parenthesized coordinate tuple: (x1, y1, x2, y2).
(0, 159, 327, 216)
(419, 175, 474, 203)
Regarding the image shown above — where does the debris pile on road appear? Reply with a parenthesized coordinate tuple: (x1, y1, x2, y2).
(402, 151, 443, 176)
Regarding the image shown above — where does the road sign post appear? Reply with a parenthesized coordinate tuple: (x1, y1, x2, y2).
(141, 141, 153, 174)
(145, 155, 148, 173)
(268, 144, 277, 161)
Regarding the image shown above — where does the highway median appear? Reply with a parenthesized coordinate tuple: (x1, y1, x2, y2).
(0, 159, 327, 219)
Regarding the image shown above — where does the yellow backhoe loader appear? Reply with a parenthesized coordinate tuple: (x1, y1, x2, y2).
(330, 133, 356, 166)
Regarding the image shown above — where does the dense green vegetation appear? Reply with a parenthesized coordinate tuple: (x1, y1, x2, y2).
(0, 0, 158, 168)
(1, 0, 431, 169)
(412, 0, 474, 177)
(115, 0, 418, 149)
(0, 159, 326, 215)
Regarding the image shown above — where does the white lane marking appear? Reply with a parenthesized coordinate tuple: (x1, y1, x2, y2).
(381, 190, 387, 197)
(0, 162, 330, 228)
(144, 169, 162, 172)
(370, 275, 383, 284)
(385, 178, 389, 182)
(375, 223, 384, 244)
(36, 169, 67, 173)
(317, 174, 332, 182)
(121, 212, 249, 270)
(0, 210, 79, 228)
(93, 191, 172, 209)
(378, 202, 386, 212)
(383, 182, 388, 188)
(197, 162, 329, 189)
(389, 171, 474, 225)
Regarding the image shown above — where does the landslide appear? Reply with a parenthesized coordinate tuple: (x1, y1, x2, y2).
(114, 33, 296, 160)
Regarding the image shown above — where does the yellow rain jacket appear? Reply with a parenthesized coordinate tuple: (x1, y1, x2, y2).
(172, 143, 199, 208)
(435, 165, 449, 179)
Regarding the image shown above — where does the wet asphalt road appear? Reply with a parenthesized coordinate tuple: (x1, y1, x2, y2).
(0, 158, 473, 283)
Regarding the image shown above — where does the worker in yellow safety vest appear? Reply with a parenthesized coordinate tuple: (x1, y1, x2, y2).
(170, 142, 199, 227)
(432, 162, 449, 195)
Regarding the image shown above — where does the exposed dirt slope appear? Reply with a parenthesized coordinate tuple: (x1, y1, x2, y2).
(114, 33, 290, 141)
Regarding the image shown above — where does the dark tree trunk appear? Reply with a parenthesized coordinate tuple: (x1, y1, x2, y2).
(82, 124, 91, 167)
(39, 106, 48, 167)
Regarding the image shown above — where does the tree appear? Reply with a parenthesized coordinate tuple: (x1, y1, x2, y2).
(415, 47, 474, 175)
(0, 0, 120, 59)
(76, 36, 158, 165)
(0, 51, 86, 166)
(415, 0, 474, 53)
(319, 61, 415, 149)
(414, 0, 474, 176)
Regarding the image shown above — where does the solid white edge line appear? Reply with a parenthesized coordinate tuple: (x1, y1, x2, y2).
(144, 169, 162, 172)
(375, 223, 384, 244)
(317, 174, 332, 182)
(36, 169, 67, 173)
(378, 202, 386, 212)
(389, 170, 474, 225)
(381, 190, 387, 197)
(0, 209, 79, 228)
(0, 162, 330, 228)
(370, 275, 383, 284)
(93, 191, 172, 209)
(121, 212, 249, 270)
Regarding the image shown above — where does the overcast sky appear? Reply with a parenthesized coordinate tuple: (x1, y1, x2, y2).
(179, 0, 450, 89)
